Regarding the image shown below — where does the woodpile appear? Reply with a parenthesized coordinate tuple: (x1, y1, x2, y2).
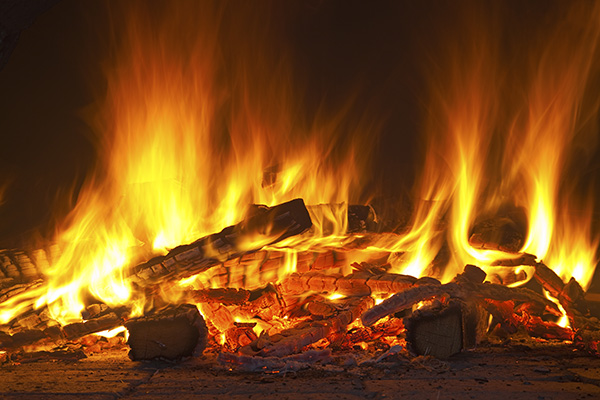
(0, 198, 597, 367)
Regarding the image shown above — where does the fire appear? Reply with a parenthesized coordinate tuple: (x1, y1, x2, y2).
(0, 2, 377, 324)
(0, 1, 599, 351)
(389, 1, 600, 288)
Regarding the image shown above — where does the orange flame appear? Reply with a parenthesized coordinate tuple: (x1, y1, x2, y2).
(0, 2, 379, 323)
(0, 2, 599, 331)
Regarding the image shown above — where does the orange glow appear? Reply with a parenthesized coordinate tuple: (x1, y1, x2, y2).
(0, 1, 598, 347)
(0, 2, 378, 326)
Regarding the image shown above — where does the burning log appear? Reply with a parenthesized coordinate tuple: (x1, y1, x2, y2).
(533, 262, 590, 318)
(279, 270, 421, 297)
(0, 199, 312, 332)
(131, 198, 312, 285)
(0, 247, 58, 286)
(223, 322, 258, 352)
(361, 265, 559, 327)
(361, 283, 447, 327)
(125, 304, 208, 361)
(469, 214, 526, 253)
(0, 306, 125, 351)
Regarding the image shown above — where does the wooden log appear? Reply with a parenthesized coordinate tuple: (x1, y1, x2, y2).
(533, 263, 590, 320)
(490, 252, 538, 267)
(279, 270, 420, 297)
(338, 317, 404, 348)
(0, 307, 125, 351)
(125, 304, 208, 361)
(131, 198, 312, 286)
(361, 283, 447, 327)
(0, 199, 312, 330)
(0, 247, 58, 286)
(404, 300, 464, 359)
(361, 265, 560, 327)
(469, 215, 525, 253)
(223, 323, 258, 352)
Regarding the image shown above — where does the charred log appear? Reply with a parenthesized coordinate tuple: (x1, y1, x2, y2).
(361, 265, 559, 327)
(0, 307, 125, 351)
(404, 300, 464, 359)
(125, 304, 208, 361)
(131, 198, 312, 285)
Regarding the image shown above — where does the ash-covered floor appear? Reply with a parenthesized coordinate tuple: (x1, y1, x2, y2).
(1, 342, 600, 399)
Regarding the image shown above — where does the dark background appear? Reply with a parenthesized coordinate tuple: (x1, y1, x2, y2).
(1, 0, 600, 288)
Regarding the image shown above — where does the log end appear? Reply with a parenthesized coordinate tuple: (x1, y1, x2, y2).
(405, 302, 463, 360)
(125, 304, 207, 361)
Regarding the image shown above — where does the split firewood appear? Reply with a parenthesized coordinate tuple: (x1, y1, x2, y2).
(184, 248, 350, 292)
(490, 252, 538, 267)
(361, 283, 448, 327)
(223, 322, 258, 352)
(469, 215, 525, 253)
(130, 198, 312, 286)
(0, 279, 44, 304)
(234, 284, 285, 321)
(0, 199, 312, 331)
(125, 304, 208, 361)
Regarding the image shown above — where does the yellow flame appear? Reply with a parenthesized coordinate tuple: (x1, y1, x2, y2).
(94, 325, 127, 339)
(385, 2, 600, 286)
(0, 2, 379, 327)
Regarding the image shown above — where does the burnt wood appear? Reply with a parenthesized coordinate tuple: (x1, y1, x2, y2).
(130, 198, 312, 285)
(125, 304, 208, 361)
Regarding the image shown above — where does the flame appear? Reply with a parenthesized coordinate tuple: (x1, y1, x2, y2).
(0, 2, 378, 325)
(386, 2, 600, 286)
(0, 1, 599, 341)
